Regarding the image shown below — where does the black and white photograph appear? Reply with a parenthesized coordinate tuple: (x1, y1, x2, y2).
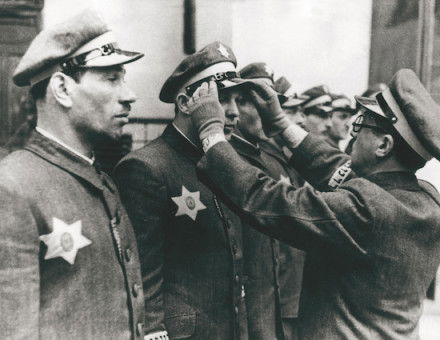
(0, 0, 439, 339)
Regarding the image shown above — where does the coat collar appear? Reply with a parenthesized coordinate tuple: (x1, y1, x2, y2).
(230, 133, 261, 157)
(365, 171, 420, 191)
(259, 139, 289, 164)
(162, 124, 204, 164)
(25, 131, 107, 192)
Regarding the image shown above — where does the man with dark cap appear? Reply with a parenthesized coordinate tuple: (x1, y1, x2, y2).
(326, 94, 356, 149)
(114, 42, 249, 340)
(186, 68, 440, 339)
(301, 85, 333, 138)
(0, 9, 147, 339)
(233, 63, 305, 340)
(275, 77, 308, 130)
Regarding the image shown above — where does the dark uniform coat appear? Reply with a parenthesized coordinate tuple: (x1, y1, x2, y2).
(114, 124, 248, 340)
(0, 146, 8, 159)
(230, 135, 305, 340)
(0, 131, 145, 339)
(259, 141, 306, 322)
(198, 134, 440, 340)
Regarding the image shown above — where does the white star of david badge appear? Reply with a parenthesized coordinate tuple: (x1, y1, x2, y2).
(39, 217, 92, 265)
(264, 64, 274, 77)
(279, 174, 292, 185)
(172, 186, 207, 221)
(217, 43, 230, 58)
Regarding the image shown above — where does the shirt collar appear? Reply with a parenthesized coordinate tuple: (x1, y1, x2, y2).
(171, 123, 200, 150)
(35, 126, 95, 165)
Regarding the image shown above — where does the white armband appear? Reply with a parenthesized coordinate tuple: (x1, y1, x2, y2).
(202, 133, 227, 153)
(144, 330, 169, 340)
(281, 124, 308, 149)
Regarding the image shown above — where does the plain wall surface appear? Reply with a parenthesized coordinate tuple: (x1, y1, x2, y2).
(232, 0, 372, 98)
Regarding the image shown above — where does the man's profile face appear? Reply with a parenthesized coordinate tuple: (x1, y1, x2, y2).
(328, 110, 351, 141)
(218, 86, 245, 140)
(284, 107, 306, 129)
(69, 65, 136, 144)
(349, 111, 383, 176)
(230, 88, 266, 143)
(304, 112, 332, 137)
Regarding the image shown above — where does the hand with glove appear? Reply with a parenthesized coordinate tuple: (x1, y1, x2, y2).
(188, 80, 227, 150)
(241, 78, 291, 137)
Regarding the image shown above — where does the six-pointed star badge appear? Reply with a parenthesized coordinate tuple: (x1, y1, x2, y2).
(39, 217, 92, 265)
(172, 185, 207, 221)
(279, 174, 292, 185)
(217, 43, 230, 58)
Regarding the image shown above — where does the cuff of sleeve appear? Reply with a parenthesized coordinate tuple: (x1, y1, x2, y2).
(281, 124, 308, 149)
(144, 330, 169, 340)
(202, 132, 227, 153)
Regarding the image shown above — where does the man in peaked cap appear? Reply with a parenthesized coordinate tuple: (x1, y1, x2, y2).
(230, 63, 305, 340)
(325, 94, 356, 150)
(275, 76, 308, 129)
(186, 68, 440, 339)
(114, 42, 249, 340)
(301, 85, 333, 138)
(0, 9, 147, 339)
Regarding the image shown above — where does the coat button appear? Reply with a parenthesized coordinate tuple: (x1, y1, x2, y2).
(232, 243, 238, 254)
(234, 306, 239, 314)
(115, 209, 121, 224)
(132, 283, 141, 297)
(136, 322, 144, 336)
(234, 274, 239, 283)
(125, 248, 132, 262)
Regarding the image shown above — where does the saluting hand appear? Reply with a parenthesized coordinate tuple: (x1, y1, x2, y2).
(188, 80, 226, 141)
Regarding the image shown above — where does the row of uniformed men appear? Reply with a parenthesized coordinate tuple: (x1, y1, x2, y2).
(0, 8, 308, 340)
(2, 7, 440, 340)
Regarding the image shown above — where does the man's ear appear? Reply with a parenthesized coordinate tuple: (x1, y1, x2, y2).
(376, 133, 394, 158)
(176, 92, 190, 115)
(48, 72, 75, 108)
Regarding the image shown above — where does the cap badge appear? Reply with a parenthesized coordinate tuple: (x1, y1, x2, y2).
(279, 174, 292, 185)
(264, 64, 274, 77)
(218, 44, 230, 58)
(172, 186, 207, 221)
(39, 217, 92, 265)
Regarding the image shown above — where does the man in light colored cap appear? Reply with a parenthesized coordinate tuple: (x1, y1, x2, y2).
(185, 68, 440, 339)
(230, 63, 305, 340)
(0, 8, 147, 339)
(325, 94, 356, 149)
(114, 42, 249, 340)
(301, 85, 333, 138)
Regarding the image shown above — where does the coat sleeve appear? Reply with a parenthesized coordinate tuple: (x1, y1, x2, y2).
(198, 141, 372, 258)
(114, 158, 168, 336)
(0, 186, 40, 339)
(289, 134, 355, 191)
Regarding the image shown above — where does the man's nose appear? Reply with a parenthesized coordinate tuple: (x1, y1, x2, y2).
(325, 118, 332, 128)
(225, 101, 239, 119)
(119, 83, 137, 105)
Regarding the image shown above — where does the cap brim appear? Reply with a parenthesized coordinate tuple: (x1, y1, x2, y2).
(317, 105, 333, 113)
(283, 97, 307, 108)
(354, 95, 386, 117)
(85, 49, 144, 67)
(218, 78, 249, 91)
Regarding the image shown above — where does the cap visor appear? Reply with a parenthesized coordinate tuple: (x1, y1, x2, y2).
(85, 50, 144, 67)
(354, 95, 386, 117)
(218, 78, 248, 91)
(317, 105, 333, 113)
(282, 97, 307, 108)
